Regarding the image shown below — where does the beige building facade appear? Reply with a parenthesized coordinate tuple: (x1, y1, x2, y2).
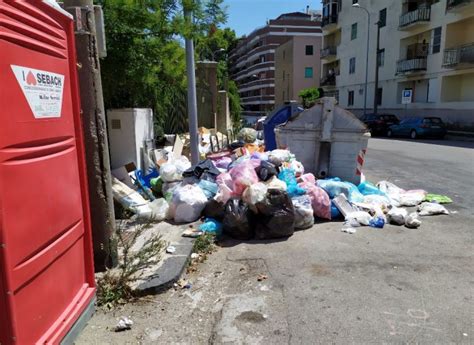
(321, 0, 474, 128)
(274, 36, 322, 105)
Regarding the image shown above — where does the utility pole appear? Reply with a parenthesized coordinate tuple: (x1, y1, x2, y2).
(184, 5, 200, 165)
(373, 21, 381, 115)
(64, 0, 117, 271)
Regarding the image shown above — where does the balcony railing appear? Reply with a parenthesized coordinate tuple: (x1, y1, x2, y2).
(397, 58, 427, 74)
(446, 0, 473, 11)
(406, 43, 429, 59)
(443, 43, 474, 67)
(322, 15, 338, 28)
(321, 46, 337, 59)
(320, 73, 337, 86)
(399, 8, 431, 29)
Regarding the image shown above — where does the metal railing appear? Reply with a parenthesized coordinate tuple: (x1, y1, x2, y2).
(322, 15, 338, 28)
(399, 8, 431, 28)
(396, 58, 427, 73)
(320, 74, 337, 86)
(321, 46, 337, 58)
(443, 42, 474, 67)
(446, 0, 472, 11)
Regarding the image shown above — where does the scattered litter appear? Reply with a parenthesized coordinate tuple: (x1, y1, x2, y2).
(199, 218, 223, 236)
(260, 285, 270, 291)
(345, 211, 372, 226)
(175, 279, 192, 289)
(405, 212, 422, 228)
(190, 253, 200, 259)
(166, 245, 176, 254)
(418, 202, 449, 216)
(257, 274, 268, 281)
(341, 227, 357, 234)
(182, 229, 203, 238)
(424, 193, 453, 204)
(115, 316, 133, 332)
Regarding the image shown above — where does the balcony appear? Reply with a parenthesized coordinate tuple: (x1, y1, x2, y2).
(320, 73, 337, 86)
(446, 0, 474, 12)
(397, 58, 427, 74)
(321, 46, 337, 59)
(322, 15, 338, 32)
(399, 8, 431, 30)
(443, 43, 474, 68)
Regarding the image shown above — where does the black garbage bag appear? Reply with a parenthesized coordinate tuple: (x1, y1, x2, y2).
(255, 160, 278, 181)
(223, 199, 254, 240)
(229, 140, 245, 150)
(255, 189, 295, 239)
(202, 199, 226, 220)
(182, 159, 220, 182)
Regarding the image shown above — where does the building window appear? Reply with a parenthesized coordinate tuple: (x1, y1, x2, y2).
(348, 90, 354, 106)
(349, 57, 356, 74)
(432, 27, 442, 54)
(351, 23, 358, 40)
(379, 8, 387, 28)
(305, 67, 313, 78)
(378, 48, 385, 67)
(305, 45, 314, 55)
(377, 88, 383, 106)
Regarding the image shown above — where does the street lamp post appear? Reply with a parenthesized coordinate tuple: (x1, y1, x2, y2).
(352, 3, 370, 116)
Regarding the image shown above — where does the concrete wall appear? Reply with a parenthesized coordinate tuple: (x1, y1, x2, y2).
(292, 36, 322, 99)
(275, 36, 322, 105)
(107, 108, 154, 171)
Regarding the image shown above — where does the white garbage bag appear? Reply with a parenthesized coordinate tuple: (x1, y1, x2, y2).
(159, 156, 191, 182)
(264, 176, 287, 191)
(345, 211, 372, 226)
(387, 207, 408, 225)
(149, 198, 170, 221)
(417, 202, 449, 216)
(292, 195, 314, 229)
(405, 212, 422, 228)
(242, 182, 268, 212)
(399, 190, 427, 207)
(268, 149, 294, 164)
(169, 185, 208, 223)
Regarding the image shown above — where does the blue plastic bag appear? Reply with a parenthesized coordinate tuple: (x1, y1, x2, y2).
(317, 179, 364, 203)
(369, 217, 385, 229)
(358, 181, 387, 197)
(199, 218, 223, 236)
(278, 169, 306, 198)
(198, 179, 218, 199)
(330, 201, 342, 219)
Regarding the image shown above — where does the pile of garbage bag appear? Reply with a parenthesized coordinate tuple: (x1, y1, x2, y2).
(112, 127, 452, 240)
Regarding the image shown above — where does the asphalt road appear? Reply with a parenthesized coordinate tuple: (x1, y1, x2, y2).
(78, 138, 474, 345)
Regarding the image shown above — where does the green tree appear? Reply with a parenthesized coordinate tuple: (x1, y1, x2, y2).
(96, 0, 230, 135)
(298, 87, 320, 109)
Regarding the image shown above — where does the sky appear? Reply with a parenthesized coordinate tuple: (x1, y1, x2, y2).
(223, 0, 322, 37)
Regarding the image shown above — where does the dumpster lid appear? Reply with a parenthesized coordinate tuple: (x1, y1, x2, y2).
(277, 99, 367, 132)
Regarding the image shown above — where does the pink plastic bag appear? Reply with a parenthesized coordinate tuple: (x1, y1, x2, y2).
(298, 173, 316, 185)
(229, 161, 259, 196)
(299, 181, 331, 220)
(215, 172, 234, 203)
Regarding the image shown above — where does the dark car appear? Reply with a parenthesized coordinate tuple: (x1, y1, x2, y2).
(387, 117, 447, 139)
(360, 113, 400, 136)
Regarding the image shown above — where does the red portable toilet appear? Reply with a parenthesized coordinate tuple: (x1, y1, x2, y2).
(0, 1, 95, 344)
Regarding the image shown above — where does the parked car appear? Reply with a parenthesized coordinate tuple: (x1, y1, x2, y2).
(360, 113, 400, 136)
(387, 117, 447, 139)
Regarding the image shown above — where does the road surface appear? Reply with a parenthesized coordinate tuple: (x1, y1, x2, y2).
(78, 138, 474, 345)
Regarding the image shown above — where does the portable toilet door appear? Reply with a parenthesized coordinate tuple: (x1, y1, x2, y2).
(0, 1, 95, 344)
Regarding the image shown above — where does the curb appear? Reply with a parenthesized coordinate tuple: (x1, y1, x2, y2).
(134, 235, 195, 295)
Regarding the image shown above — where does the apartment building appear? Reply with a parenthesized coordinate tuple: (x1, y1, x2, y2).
(274, 36, 322, 105)
(229, 12, 322, 119)
(321, 0, 474, 128)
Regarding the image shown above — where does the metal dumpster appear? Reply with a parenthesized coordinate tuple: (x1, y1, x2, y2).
(275, 98, 370, 184)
